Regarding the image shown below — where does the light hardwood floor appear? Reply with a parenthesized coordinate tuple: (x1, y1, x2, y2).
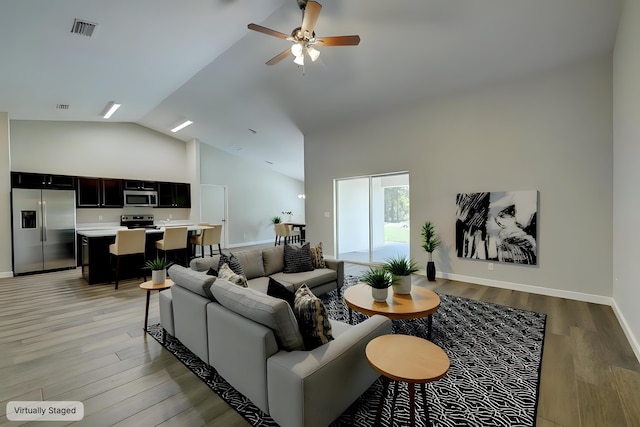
(1, 265, 638, 426)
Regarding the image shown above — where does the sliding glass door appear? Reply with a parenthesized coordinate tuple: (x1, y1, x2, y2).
(336, 172, 409, 264)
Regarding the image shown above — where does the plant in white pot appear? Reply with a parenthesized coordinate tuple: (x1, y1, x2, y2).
(361, 268, 393, 302)
(421, 221, 441, 281)
(383, 255, 419, 294)
(145, 258, 172, 285)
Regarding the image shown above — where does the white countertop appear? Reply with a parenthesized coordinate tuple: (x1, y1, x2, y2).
(77, 224, 205, 238)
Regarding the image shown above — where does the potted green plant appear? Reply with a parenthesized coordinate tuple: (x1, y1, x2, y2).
(383, 255, 419, 294)
(421, 221, 441, 281)
(361, 267, 393, 302)
(271, 216, 282, 224)
(145, 258, 172, 285)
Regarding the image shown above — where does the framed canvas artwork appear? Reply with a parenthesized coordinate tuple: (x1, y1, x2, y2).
(456, 190, 538, 265)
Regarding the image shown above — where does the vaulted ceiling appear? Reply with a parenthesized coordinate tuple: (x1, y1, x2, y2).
(0, 0, 621, 180)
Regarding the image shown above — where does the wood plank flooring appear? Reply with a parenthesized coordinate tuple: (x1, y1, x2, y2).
(0, 265, 638, 426)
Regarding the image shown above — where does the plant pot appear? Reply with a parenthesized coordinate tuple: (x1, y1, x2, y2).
(426, 261, 436, 282)
(152, 269, 166, 285)
(371, 287, 389, 302)
(393, 275, 412, 294)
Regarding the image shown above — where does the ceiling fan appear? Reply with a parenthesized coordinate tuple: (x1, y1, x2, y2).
(247, 0, 360, 66)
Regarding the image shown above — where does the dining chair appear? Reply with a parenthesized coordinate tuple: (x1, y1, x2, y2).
(109, 228, 147, 290)
(155, 226, 188, 266)
(190, 223, 222, 257)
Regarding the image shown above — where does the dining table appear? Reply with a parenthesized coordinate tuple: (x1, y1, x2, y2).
(283, 222, 306, 243)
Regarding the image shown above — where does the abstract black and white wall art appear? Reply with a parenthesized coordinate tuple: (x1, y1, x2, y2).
(456, 190, 538, 265)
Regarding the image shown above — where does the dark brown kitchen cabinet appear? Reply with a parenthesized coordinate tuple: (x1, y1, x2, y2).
(11, 172, 75, 189)
(77, 177, 123, 208)
(157, 182, 190, 208)
(124, 180, 157, 191)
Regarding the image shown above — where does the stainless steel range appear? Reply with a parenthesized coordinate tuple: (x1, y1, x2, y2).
(120, 214, 159, 229)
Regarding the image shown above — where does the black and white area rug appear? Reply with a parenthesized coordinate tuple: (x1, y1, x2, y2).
(146, 276, 546, 427)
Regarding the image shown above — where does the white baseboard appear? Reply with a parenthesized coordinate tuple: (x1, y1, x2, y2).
(610, 300, 640, 364)
(436, 272, 613, 305)
(0, 271, 13, 279)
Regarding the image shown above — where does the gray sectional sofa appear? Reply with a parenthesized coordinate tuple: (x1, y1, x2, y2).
(159, 246, 392, 427)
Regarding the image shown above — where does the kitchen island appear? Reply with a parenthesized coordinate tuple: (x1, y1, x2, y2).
(77, 225, 207, 285)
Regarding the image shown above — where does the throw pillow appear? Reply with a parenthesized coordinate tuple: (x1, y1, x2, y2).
(267, 277, 295, 309)
(309, 242, 326, 268)
(218, 252, 245, 276)
(218, 262, 248, 288)
(206, 267, 218, 277)
(293, 284, 334, 350)
(283, 242, 314, 273)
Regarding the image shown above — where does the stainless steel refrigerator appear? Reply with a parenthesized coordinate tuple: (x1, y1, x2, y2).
(12, 188, 77, 275)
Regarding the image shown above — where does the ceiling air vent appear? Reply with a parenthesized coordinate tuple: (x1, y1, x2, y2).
(56, 104, 70, 110)
(70, 19, 97, 37)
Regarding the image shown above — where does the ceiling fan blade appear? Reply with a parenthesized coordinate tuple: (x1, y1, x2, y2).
(316, 35, 361, 46)
(248, 23, 290, 40)
(301, 1, 322, 35)
(266, 48, 292, 66)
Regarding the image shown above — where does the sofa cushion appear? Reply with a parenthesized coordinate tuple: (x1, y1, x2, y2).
(168, 265, 216, 300)
(190, 255, 221, 272)
(219, 252, 245, 276)
(211, 279, 304, 352)
(293, 284, 334, 350)
(284, 243, 314, 273)
(267, 277, 295, 309)
(309, 242, 326, 268)
(262, 246, 285, 275)
(218, 263, 248, 288)
(232, 249, 265, 280)
(270, 268, 338, 290)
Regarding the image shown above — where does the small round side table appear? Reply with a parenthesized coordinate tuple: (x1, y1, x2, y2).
(139, 279, 174, 331)
(365, 334, 450, 427)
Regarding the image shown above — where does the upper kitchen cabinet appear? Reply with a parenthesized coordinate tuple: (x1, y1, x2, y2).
(12, 172, 75, 189)
(77, 177, 123, 208)
(124, 180, 157, 191)
(157, 182, 191, 208)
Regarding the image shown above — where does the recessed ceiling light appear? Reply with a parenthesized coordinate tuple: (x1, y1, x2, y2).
(171, 120, 193, 133)
(101, 101, 121, 119)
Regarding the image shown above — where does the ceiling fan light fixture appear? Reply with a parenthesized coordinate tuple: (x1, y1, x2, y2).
(294, 54, 304, 66)
(291, 42, 304, 57)
(307, 46, 320, 61)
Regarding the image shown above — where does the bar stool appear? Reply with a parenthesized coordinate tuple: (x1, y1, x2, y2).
(155, 226, 188, 266)
(109, 229, 147, 290)
(190, 223, 222, 258)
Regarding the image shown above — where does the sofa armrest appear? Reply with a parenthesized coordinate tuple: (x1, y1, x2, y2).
(266, 315, 392, 427)
(324, 258, 344, 293)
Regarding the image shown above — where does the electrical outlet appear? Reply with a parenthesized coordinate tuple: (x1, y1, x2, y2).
(488, 263, 494, 271)
(324, 211, 330, 218)
(243, 233, 247, 239)
(98, 215, 103, 221)
(169, 214, 173, 219)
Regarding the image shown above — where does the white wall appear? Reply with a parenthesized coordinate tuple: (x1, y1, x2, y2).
(0, 114, 12, 276)
(612, 0, 640, 360)
(305, 55, 613, 302)
(199, 143, 305, 246)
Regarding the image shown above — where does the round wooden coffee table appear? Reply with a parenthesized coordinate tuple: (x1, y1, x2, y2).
(343, 283, 440, 339)
(139, 279, 174, 331)
(366, 334, 450, 427)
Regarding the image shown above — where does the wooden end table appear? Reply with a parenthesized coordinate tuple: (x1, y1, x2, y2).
(343, 283, 441, 339)
(139, 279, 174, 331)
(366, 334, 450, 427)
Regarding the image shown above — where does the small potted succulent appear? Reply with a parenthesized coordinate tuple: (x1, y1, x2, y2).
(271, 216, 282, 224)
(145, 258, 172, 285)
(383, 255, 419, 294)
(361, 267, 393, 302)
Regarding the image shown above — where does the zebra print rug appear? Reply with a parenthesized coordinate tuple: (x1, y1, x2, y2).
(146, 277, 546, 427)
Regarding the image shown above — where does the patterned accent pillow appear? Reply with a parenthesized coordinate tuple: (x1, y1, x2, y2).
(206, 267, 218, 277)
(293, 284, 334, 350)
(267, 277, 295, 309)
(309, 242, 326, 268)
(283, 242, 314, 273)
(218, 263, 248, 288)
(218, 252, 245, 276)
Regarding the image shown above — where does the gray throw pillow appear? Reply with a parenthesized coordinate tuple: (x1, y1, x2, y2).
(218, 252, 245, 276)
(283, 243, 314, 273)
(293, 284, 334, 350)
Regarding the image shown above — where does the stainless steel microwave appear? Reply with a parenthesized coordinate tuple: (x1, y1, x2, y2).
(123, 190, 158, 207)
